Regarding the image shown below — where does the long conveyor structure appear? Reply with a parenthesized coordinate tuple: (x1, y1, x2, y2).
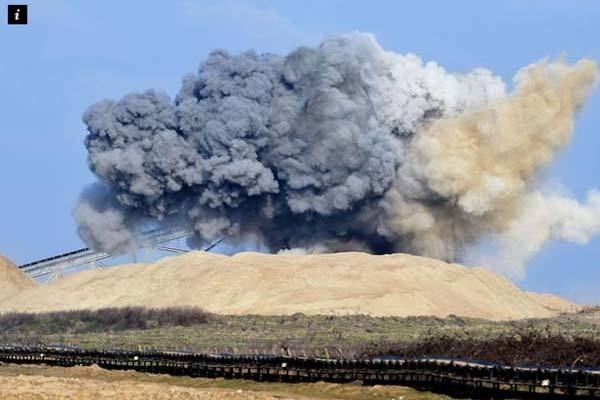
(18, 227, 198, 279)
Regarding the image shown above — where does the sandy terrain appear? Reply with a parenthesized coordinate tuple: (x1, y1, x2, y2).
(0, 251, 578, 320)
(0, 367, 311, 399)
(0, 374, 284, 400)
(525, 291, 579, 313)
(0, 255, 36, 301)
(0, 364, 445, 400)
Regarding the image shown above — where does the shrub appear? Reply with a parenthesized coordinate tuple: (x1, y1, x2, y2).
(0, 306, 211, 334)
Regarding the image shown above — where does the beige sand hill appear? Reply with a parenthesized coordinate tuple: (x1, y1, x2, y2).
(0, 251, 578, 320)
(525, 292, 579, 313)
(0, 254, 36, 301)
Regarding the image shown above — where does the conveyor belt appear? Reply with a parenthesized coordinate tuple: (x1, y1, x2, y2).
(18, 227, 195, 278)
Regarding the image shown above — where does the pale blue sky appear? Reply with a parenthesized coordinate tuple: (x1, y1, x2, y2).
(0, 0, 598, 302)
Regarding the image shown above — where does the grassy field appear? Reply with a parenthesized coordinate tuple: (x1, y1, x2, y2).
(1, 308, 502, 354)
(1, 307, 600, 367)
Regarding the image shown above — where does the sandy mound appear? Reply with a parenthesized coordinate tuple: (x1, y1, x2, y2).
(0, 254, 36, 301)
(0, 251, 578, 320)
(525, 292, 579, 313)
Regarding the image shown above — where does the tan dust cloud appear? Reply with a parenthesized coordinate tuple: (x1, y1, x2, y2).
(384, 59, 599, 273)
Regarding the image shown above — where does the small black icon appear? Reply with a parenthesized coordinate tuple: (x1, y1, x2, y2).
(8, 4, 28, 24)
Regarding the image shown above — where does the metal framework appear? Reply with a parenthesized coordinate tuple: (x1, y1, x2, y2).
(19, 227, 195, 279)
(1, 347, 600, 398)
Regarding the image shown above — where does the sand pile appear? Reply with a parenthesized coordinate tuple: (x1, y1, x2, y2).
(0, 251, 578, 320)
(0, 254, 36, 301)
(525, 292, 579, 313)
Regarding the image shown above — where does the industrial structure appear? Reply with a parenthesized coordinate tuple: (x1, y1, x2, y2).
(1, 346, 599, 398)
(17, 227, 220, 280)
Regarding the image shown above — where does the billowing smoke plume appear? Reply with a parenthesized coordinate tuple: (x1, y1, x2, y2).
(385, 57, 600, 274)
(75, 33, 599, 277)
(466, 190, 600, 278)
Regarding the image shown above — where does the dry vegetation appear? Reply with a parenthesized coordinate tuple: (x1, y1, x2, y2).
(367, 328, 600, 368)
(1, 306, 600, 368)
(0, 306, 210, 334)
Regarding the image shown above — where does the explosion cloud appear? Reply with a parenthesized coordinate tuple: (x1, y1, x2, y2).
(75, 33, 599, 277)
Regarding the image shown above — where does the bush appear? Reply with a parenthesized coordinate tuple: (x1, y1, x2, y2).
(0, 306, 211, 334)
(362, 328, 600, 368)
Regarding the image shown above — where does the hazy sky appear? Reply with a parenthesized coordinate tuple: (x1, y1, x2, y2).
(0, 0, 599, 302)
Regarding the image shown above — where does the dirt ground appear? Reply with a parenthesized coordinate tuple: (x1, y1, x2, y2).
(0, 363, 448, 400)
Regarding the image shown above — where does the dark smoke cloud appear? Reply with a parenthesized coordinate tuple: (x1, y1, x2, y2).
(74, 182, 136, 253)
(75, 33, 599, 277)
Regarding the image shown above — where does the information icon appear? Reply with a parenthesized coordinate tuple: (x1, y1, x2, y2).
(8, 4, 28, 25)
